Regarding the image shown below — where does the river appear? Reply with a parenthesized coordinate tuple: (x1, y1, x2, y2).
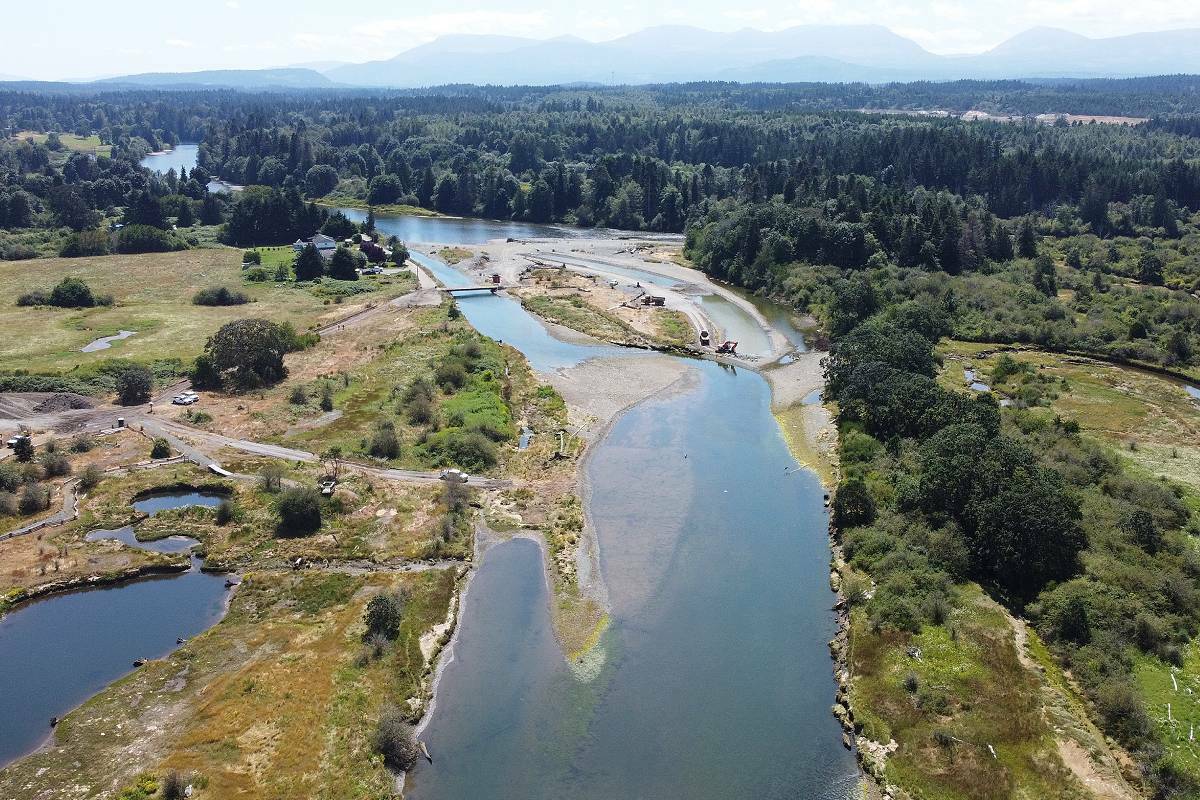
(0, 492, 230, 767)
(406, 247, 858, 798)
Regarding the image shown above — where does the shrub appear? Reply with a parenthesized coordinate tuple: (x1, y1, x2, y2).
(426, 429, 497, 471)
(78, 464, 103, 491)
(366, 420, 401, 459)
(363, 591, 406, 642)
(288, 385, 308, 405)
(69, 433, 95, 453)
(242, 250, 262, 265)
(39, 452, 71, 477)
(13, 436, 34, 463)
(259, 463, 286, 493)
(19, 277, 106, 308)
(193, 286, 250, 306)
(60, 229, 111, 257)
(276, 486, 321, 536)
(434, 361, 468, 390)
(161, 770, 185, 800)
(150, 437, 172, 459)
(117, 224, 184, 254)
(1095, 680, 1151, 745)
(319, 382, 334, 411)
(19, 483, 49, 515)
(374, 705, 421, 772)
(115, 364, 154, 405)
(215, 499, 235, 525)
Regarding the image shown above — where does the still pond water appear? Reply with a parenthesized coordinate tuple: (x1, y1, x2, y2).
(0, 492, 230, 767)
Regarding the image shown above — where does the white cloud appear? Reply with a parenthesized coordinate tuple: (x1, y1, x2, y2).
(165, 38, 194, 49)
(225, 0, 240, 8)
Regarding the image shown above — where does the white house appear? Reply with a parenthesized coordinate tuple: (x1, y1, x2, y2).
(293, 233, 337, 253)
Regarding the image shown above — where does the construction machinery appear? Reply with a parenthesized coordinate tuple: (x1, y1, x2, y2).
(715, 340, 739, 355)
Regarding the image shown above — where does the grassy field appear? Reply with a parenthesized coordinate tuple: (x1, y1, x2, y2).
(0, 567, 456, 799)
(938, 341, 1200, 501)
(0, 249, 414, 374)
(12, 131, 111, 157)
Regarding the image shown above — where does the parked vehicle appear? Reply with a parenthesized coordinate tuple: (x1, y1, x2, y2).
(439, 468, 470, 483)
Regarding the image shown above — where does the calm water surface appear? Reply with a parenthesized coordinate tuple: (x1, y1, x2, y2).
(406, 252, 856, 799)
(0, 492, 230, 767)
(338, 207, 632, 245)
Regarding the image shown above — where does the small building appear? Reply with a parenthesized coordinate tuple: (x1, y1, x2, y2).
(293, 233, 337, 253)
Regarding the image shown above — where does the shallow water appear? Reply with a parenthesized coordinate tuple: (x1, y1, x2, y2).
(411, 251, 622, 372)
(81, 329, 135, 353)
(338, 208, 611, 246)
(697, 293, 773, 358)
(0, 492, 230, 767)
(1187, 385, 1200, 401)
(406, 251, 855, 799)
(140, 144, 198, 174)
(140, 145, 240, 193)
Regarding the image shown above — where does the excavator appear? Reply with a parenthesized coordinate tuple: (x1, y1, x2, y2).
(715, 340, 739, 355)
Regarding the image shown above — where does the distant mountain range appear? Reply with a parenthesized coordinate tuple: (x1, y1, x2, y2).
(3, 25, 1199, 90)
(321, 25, 1200, 87)
(92, 68, 335, 89)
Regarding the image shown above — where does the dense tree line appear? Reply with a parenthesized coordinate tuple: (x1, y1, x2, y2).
(6, 83, 1200, 251)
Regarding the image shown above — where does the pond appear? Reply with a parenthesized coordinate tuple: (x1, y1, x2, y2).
(0, 491, 231, 768)
(140, 144, 199, 175)
(81, 329, 135, 353)
(405, 251, 856, 799)
(139, 144, 240, 194)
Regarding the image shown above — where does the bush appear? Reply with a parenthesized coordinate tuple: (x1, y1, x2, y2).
(19, 483, 49, 515)
(363, 591, 406, 642)
(19, 277, 107, 308)
(276, 486, 322, 536)
(426, 429, 497, 471)
(69, 433, 95, 453)
(434, 361, 468, 390)
(374, 705, 421, 772)
(161, 770, 185, 800)
(60, 229, 111, 257)
(39, 452, 71, 477)
(13, 436, 34, 463)
(113, 364, 154, 405)
(319, 383, 334, 412)
(1095, 680, 1151, 745)
(215, 499, 235, 525)
(116, 224, 184, 254)
(242, 250, 262, 265)
(288, 385, 308, 405)
(78, 464, 103, 491)
(150, 437, 172, 459)
(259, 463, 286, 493)
(193, 286, 250, 306)
(366, 420, 401, 459)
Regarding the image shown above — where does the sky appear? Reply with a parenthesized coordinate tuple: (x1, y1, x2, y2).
(4, 0, 1200, 80)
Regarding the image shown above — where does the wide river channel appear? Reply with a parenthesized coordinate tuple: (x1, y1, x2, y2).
(407, 247, 857, 798)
